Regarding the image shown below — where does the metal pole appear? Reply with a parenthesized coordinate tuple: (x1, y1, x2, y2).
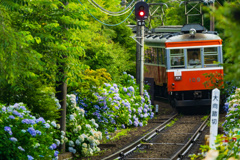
(136, 24, 140, 84)
(210, 2, 215, 31)
(140, 24, 144, 96)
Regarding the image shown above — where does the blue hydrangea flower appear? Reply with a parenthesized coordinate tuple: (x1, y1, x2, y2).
(27, 127, 36, 137)
(12, 110, 21, 117)
(18, 146, 25, 151)
(2, 106, 6, 112)
(4, 126, 12, 135)
(36, 117, 45, 124)
(54, 151, 59, 157)
(139, 122, 143, 127)
(44, 123, 50, 128)
(122, 124, 125, 129)
(10, 137, 18, 142)
(19, 106, 26, 111)
(36, 130, 41, 135)
(9, 115, 15, 119)
(27, 155, 34, 160)
(128, 86, 134, 92)
(22, 119, 30, 124)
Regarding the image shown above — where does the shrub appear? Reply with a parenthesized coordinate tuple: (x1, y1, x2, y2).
(64, 94, 102, 157)
(0, 103, 60, 159)
(77, 73, 154, 136)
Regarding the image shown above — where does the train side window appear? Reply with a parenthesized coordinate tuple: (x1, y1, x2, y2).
(170, 49, 184, 68)
(187, 48, 201, 68)
(145, 48, 151, 63)
(204, 47, 218, 67)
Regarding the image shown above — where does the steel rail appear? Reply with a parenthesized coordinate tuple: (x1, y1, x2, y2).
(101, 113, 178, 160)
(171, 115, 210, 160)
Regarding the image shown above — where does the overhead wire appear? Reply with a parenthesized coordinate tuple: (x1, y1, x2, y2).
(88, 0, 136, 16)
(77, 0, 135, 26)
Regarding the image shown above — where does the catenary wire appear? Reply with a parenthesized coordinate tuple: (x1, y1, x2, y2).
(77, 0, 135, 26)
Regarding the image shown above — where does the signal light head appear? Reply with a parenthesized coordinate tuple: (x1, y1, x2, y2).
(139, 11, 145, 17)
(135, 1, 149, 20)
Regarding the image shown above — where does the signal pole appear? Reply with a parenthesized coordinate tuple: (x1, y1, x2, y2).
(135, 1, 149, 96)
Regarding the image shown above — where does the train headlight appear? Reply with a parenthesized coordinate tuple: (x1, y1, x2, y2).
(189, 28, 196, 37)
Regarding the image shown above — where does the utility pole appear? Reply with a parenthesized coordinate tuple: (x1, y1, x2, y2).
(210, 1, 215, 31)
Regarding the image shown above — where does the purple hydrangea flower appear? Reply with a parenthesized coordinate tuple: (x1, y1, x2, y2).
(139, 122, 143, 127)
(129, 120, 132, 125)
(13, 110, 21, 117)
(4, 126, 12, 135)
(128, 86, 134, 92)
(19, 106, 26, 110)
(36, 117, 45, 124)
(115, 106, 119, 110)
(123, 87, 127, 92)
(22, 119, 30, 124)
(29, 119, 36, 125)
(27, 127, 36, 137)
(27, 155, 34, 160)
(49, 143, 57, 150)
(10, 137, 18, 142)
(36, 130, 41, 135)
(9, 115, 15, 119)
(54, 151, 59, 157)
(18, 146, 25, 151)
(143, 109, 147, 113)
(44, 123, 50, 128)
(134, 121, 139, 127)
(113, 84, 117, 88)
(2, 106, 6, 112)
(122, 124, 125, 129)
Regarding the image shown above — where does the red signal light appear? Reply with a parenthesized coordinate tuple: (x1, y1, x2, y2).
(139, 11, 145, 17)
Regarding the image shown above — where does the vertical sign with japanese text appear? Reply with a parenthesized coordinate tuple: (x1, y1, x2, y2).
(209, 88, 220, 149)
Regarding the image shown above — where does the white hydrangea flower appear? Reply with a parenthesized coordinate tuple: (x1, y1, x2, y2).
(61, 131, 65, 135)
(51, 121, 57, 127)
(69, 141, 74, 147)
(75, 139, 81, 145)
(86, 124, 91, 129)
(82, 143, 87, 148)
(69, 114, 75, 121)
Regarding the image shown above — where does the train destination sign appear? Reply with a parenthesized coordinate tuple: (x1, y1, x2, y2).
(209, 88, 220, 149)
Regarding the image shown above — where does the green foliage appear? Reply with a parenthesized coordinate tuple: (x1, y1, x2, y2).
(0, 0, 136, 121)
(203, 72, 224, 90)
(213, 1, 240, 86)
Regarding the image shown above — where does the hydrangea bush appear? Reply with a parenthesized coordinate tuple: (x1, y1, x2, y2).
(77, 73, 154, 136)
(0, 103, 60, 159)
(190, 88, 240, 160)
(64, 94, 102, 157)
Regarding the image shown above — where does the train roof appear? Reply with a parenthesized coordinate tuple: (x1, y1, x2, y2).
(144, 24, 221, 46)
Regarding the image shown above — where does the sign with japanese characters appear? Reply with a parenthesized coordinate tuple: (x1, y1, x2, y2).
(209, 88, 220, 149)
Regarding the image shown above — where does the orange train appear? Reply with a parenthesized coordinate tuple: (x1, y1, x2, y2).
(144, 24, 223, 108)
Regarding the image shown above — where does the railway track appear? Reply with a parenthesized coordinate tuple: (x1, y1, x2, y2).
(101, 113, 179, 160)
(102, 114, 209, 160)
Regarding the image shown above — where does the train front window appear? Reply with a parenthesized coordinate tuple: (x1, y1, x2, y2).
(187, 48, 201, 68)
(204, 47, 218, 67)
(170, 49, 184, 68)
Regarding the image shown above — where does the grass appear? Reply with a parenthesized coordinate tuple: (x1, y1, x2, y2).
(165, 117, 178, 128)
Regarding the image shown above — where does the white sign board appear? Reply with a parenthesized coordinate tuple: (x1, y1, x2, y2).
(209, 88, 220, 149)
